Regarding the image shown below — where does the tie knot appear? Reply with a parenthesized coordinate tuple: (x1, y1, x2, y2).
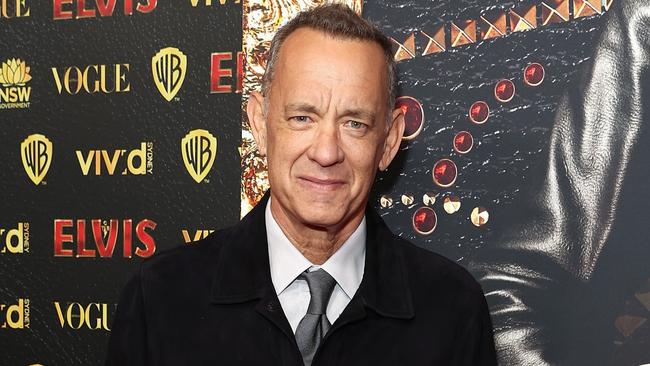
(300, 269, 337, 315)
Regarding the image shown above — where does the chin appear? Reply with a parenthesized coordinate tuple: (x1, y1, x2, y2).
(295, 206, 347, 229)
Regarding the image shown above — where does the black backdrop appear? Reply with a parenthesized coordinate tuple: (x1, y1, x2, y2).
(1, 1, 241, 365)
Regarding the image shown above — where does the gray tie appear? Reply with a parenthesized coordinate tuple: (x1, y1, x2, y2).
(295, 269, 337, 366)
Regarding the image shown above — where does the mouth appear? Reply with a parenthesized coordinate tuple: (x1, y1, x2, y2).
(298, 176, 346, 191)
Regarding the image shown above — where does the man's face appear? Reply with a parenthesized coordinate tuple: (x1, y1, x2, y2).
(249, 27, 404, 231)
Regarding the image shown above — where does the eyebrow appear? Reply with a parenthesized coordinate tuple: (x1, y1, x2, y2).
(285, 102, 320, 115)
(284, 103, 376, 121)
(341, 108, 376, 122)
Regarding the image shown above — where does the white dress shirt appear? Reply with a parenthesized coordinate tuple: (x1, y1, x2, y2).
(265, 197, 366, 334)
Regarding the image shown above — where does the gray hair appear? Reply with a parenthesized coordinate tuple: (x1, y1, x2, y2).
(261, 4, 397, 123)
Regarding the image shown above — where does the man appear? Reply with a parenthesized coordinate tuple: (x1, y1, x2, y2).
(105, 4, 496, 365)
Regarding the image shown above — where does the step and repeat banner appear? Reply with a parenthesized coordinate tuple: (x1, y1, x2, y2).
(2, 0, 649, 365)
(1, 1, 242, 365)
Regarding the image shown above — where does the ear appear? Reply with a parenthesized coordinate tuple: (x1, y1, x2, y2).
(378, 107, 405, 171)
(247, 91, 268, 156)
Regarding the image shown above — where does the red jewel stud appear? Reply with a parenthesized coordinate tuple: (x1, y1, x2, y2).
(432, 158, 457, 187)
(469, 101, 489, 124)
(395, 96, 424, 140)
(524, 63, 545, 86)
(494, 79, 515, 103)
(412, 207, 437, 235)
(453, 131, 474, 154)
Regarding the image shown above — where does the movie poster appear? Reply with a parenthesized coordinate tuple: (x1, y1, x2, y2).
(242, 0, 650, 364)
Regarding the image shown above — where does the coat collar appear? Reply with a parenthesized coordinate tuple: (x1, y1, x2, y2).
(209, 190, 414, 320)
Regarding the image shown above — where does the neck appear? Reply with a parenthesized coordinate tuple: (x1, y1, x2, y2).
(270, 197, 364, 265)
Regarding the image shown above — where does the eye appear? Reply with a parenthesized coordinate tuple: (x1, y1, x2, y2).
(290, 116, 311, 123)
(346, 120, 367, 130)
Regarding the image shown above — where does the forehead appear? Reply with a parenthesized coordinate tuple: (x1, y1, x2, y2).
(271, 27, 388, 112)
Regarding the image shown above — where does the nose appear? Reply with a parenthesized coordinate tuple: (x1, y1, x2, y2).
(306, 122, 344, 167)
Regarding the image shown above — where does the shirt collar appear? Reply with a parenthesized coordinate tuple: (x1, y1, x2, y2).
(265, 197, 366, 299)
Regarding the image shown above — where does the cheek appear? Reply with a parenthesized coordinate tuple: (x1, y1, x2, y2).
(344, 141, 382, 182)
(266, 131, 308, 172)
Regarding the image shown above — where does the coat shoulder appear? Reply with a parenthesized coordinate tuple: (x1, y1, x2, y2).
(393, 235, 484, 296)
(138, 225, 234, 283)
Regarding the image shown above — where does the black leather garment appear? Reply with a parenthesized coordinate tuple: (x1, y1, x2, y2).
(469, 0, 650, 364)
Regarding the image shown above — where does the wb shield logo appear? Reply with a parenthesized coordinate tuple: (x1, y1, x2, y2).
(21, 134, 52, 185)
(152, 47, 187, 101)
(182, 129, 217, 183)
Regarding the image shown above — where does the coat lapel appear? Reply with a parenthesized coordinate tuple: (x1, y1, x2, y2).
(209, 191, 297, 342)
(357, 207, 415, 319)
(325, 205, 415, 340)
(209, 191, 272, 303)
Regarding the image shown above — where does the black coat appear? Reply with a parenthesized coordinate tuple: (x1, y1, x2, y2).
(105, 193, 497, 365)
